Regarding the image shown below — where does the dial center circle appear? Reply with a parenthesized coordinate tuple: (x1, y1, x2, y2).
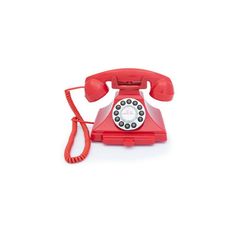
(120, 106, 137, 122)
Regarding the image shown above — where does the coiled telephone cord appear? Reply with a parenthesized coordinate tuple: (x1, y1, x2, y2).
(64, 86, 94, 163)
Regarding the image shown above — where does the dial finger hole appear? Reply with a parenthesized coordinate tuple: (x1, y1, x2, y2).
(137, 105, 142, 110)
(139, 111, 144, 116)
(115, 117, 120, 122)
(126, 99, 132, 104)
(138, 117, 143, 122)
(119, 121, 124, 127)
(125, 124, 130, 129)
(114, 110, 119, 116)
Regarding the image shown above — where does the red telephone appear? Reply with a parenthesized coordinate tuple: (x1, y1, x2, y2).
(64, 68, 174, 163)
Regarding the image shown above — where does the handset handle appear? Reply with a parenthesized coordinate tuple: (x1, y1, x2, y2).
(85, 68, 174, 101)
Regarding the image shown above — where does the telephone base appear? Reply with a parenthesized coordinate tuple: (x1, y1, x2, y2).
(91, 101, 167, 146)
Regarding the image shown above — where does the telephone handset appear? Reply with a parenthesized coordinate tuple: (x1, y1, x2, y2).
(64, 68, 174, 163)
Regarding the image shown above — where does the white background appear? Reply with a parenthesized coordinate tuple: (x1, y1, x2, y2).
(0, 0, 236, 235)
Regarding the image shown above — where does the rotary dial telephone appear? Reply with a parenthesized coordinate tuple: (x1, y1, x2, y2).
(64, 68, 174, 163)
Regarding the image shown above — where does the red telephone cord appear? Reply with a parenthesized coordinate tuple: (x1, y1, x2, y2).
(64, 86, 94, 163)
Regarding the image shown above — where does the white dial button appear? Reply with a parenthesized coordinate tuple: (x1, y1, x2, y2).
(120, 106, 137, 122)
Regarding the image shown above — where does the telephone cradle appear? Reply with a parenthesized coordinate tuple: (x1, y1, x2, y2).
(64, 68, 174, 163)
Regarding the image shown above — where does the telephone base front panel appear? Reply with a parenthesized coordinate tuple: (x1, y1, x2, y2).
(91, 131, 167, 146)
(91, 97, 167, 146)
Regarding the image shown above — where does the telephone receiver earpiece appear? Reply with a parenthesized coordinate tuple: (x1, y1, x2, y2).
(85, 78, 109, 102)
(149, 77, 174, 101)
(84, 68, 174, 102)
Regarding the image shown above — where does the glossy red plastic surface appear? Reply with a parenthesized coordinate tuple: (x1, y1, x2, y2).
(91, 92, 167, 146)
(85, 68, 174, 102)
